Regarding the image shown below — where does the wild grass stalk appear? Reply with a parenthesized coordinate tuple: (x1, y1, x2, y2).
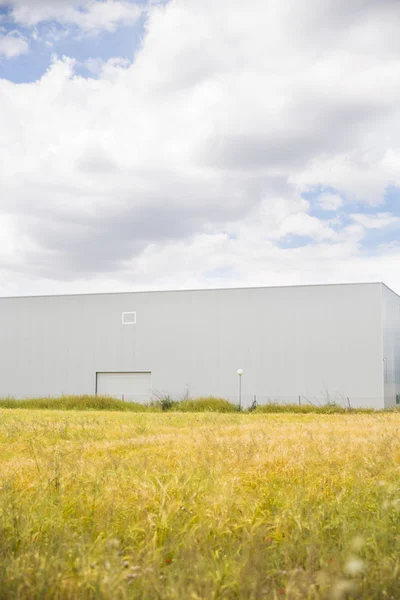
(0, 411, 400, 597)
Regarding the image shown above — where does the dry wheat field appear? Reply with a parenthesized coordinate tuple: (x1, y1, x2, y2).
(1, 410, 400, 599)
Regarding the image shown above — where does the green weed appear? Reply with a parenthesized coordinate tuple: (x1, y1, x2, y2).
(0, 395, 151, 412)
(0, 395, 383, 414)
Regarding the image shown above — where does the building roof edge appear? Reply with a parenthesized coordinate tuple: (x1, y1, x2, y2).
(0, 281, 393, 301)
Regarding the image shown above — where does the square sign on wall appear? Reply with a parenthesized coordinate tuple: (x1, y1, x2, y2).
(122, 312, 136, 325)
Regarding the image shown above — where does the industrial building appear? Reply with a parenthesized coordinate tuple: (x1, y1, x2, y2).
(0, 282, 399, 409)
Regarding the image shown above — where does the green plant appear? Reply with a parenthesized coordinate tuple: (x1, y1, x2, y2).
(159, 394, 175, 411)
(171, 397, 238, 413)
(0, 395, 150, 412)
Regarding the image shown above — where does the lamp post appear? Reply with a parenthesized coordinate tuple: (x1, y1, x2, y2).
(237, 368, 243, 410)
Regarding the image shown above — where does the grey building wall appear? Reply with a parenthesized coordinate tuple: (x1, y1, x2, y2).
(0, 282, 395, 408)
(382, 284, 400, 407)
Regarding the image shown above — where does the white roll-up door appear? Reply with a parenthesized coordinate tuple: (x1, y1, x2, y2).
(96, 372, 152, 402)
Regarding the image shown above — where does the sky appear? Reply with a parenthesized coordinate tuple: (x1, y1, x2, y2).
(0, 0, 400, 297)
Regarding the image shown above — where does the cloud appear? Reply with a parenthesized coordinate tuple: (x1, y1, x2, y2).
(3, 0, 143, 34)
(0, 0, 400, 295)
(351, 213, 400, 229)
(317, 193, 344, 211)
(0, 29, 29, 58)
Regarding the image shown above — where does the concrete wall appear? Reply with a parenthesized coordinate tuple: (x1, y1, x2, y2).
(382, 284, 400, 407)
(0, 282, 387, 408)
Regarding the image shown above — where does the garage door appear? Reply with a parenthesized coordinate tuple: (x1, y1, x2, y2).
(96, 372, 152, 402)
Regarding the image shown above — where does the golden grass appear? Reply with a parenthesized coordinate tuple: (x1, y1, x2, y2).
(1, 410, 400, 599)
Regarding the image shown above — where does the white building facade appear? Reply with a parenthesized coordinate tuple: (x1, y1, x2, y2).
(0, 282, 399, 409)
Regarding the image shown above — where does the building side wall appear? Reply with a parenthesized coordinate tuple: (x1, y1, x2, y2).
(0, 283, 385, 408)
(382, 285, 400, 408)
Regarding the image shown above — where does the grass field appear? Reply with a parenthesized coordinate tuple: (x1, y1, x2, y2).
(1, 410, 400, 599)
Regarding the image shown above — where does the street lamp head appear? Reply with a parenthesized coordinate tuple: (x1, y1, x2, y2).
(237, 369, 243, 376)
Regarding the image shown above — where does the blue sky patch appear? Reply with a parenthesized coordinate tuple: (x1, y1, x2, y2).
(0, 1, 147, 82)
(359, 229, 400, 254)
(305, 185, 400, 219)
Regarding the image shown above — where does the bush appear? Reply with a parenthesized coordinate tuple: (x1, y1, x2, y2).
(171, 397, 238, 413)
(150, 395, 176, 411)
(0, 395, 150, 412)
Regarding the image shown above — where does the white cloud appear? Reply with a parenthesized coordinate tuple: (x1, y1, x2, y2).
(351, 213, 400, 229)
(0, 29, 29, 58)
(279, 213, 337, 241)
(5, 0, 143, 34)
(317, 193, 344, 211)
(0, 0, 400, 295)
